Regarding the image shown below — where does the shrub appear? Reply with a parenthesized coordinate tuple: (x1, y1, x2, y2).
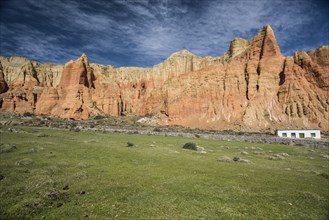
(22, 112, 34, 117)
(153, 127, 161, 132)
(127, 142, 135, 147)
(94, 115, 105, 120)
(233, 156, 240, 162)
(69, 127, 80, 132)
(320, 173, 329, 179)
(183, 142, 198, 151)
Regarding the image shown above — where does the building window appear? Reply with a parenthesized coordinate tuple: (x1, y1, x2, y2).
(299, 133, 305, 138)
(291, 133, 296, 138)
(282, 133, 287, 137)
(311, 133, 316, 138)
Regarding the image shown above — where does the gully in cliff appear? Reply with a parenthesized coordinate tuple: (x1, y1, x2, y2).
(0, 26, 328, 132)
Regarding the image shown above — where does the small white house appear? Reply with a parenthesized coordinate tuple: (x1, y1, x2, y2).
(277, 129, 321, 139)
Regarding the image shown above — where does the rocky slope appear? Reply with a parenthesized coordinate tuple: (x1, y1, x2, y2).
(0, 25, 328, 132)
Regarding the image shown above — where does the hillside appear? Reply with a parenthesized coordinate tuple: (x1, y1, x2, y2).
(0, 25, 328, 132)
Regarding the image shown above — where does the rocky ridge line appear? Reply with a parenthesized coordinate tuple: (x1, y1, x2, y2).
(0, 25, 328, 132)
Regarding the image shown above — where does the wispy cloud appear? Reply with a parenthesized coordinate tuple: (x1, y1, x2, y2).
(0, 0, 328, 66)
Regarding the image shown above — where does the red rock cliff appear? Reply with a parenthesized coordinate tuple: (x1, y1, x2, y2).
(0, 25, 328, 132)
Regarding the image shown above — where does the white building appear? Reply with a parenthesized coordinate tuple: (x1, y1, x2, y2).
(277, 129, 321, 139)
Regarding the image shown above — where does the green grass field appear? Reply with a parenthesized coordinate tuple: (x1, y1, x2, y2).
(1, 126, 328, 219)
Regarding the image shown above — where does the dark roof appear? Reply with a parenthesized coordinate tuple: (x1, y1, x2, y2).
(277, 129, 320, 131)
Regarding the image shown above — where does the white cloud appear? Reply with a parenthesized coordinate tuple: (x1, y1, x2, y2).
(1, 0, 328, 66)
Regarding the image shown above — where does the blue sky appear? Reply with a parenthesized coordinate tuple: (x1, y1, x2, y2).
(0, 0, 328, 67)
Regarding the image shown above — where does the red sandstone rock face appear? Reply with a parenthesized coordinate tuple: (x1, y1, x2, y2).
(59, 53, 94, 89)
(0, 25, 328, 132)
(35, 54, 99, 119)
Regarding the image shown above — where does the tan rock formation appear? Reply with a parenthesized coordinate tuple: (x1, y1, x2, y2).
(0, 56, 63, 113)
(0, 61, 9, 94)
(0, 25, 328, 132)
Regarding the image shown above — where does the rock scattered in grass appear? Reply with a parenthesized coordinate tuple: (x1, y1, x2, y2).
(15, 158, 34, 166)
(0, 144, 17, 153)
(231, 156, 251, 163)
(320, 154, 329, 159)
(239, 159, 251, 163)
(197, 150, 207, 154)
(127, 142, 135, 147)
(217, 156, 232, 162)
(77, 191, 86, 195)
(24, 147, 44, 154)
(253, 151, 264, 155)
(309, 157, 314, 160)
(196, 146, 205, 151)
(169, 150, 180, 154)
(277, 153, 289, 157)
(268, 153, 289, 160)
(285, 168, 291, 171)
(8, 127, 18, 133)
(78, 162, 89, 168)
(236, 173, 249, 178)
(241, 151, 248, 155)
(268, 155, 284, 160)
(75, 171, 88, 179)
(36, 133, 48, 137)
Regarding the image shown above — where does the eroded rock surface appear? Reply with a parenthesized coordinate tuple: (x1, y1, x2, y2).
(0, 25, 328, 132)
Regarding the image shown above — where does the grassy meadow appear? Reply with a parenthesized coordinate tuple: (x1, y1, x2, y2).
(0, 125, 328, 219)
